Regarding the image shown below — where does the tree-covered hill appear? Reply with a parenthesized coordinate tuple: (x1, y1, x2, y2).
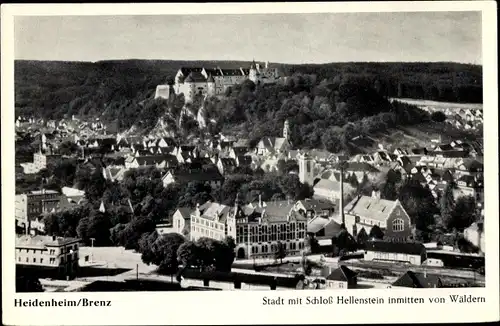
(15, 60, 482, 139)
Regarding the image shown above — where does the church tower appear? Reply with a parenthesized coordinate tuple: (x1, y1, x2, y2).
(283, 119, 290, 140)
(298, 152, 315, 186)
(249, 59, 258, 84)
(207, 74, 216, 97)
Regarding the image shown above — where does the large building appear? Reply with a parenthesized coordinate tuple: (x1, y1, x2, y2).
(155, 61, 282, 102)
(342, 191, 412, 242)
(15, 190, 61, 234)
(189, 199, 308, 260)
(15, 235, 80, 279)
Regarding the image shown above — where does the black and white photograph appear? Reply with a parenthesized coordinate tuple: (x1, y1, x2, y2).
(2, 2, 499, 325)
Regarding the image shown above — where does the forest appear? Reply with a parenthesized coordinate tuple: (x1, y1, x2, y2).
(15, 60, 482, 126)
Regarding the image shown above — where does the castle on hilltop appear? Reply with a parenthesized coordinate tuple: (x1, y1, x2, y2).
(155, 61, 283, 102)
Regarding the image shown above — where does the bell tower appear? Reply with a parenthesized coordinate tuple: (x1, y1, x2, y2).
(283, 119, 290, 140)
(298, 152, 314, 186)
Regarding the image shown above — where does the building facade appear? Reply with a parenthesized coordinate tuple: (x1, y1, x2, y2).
(15, 190, 61, 234)
(189, 200, 308, 260)
(155, 61, 283, 103)
(15, 235, 80, 279)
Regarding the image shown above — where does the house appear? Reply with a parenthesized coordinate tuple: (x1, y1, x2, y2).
(294, 199, 335, 219)
(393, 148, 409, 156)
(313, 179, 355, 203)
(343, 191, 412, 241)
(172, 208, 193, 236)
(162, 168, 224, 189)
(102, 166, 128, 182)
(455, 175, 483, 202)
(457, 159, 483, 175)
(216, 157, 237, 175)
(391, 271, 444, 288)
(325, 265, 358, 289)
(125, 155, 178, 169)
(364, 240, 427, 265)
(229, 147, 250, 159)
(463, 221, 484, 253)
(256, 137, 290, 156)
(235, 155, 253, 168)
(15, 235, 80, 279)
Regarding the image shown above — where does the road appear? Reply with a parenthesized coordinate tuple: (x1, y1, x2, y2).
(339, 260, 485, 282)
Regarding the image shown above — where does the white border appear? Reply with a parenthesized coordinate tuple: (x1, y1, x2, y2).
(2, 2, 499, 325)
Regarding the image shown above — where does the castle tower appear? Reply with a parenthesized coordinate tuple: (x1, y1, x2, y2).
(283, 119, 290, 140)
(249, 59, 258, 83)
(298, 152, 314, 186)
(183, 74, 195, 102)
(207, 74, 216, 97)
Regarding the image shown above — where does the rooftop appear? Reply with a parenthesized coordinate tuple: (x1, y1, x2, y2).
(16, 235, 80, 249)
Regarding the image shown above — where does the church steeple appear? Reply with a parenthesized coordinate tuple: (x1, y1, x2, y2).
(283, 119, 290, 140)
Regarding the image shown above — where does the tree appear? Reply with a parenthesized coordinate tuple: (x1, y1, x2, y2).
(440, 181, 457, 230)
(431, 111, 447, 122)
(451, 196, 478, 231)
(142, 232, 186, 274)
(214, 238, 236, 272)
(369, 225, 384, 240)
(306, 235, 319, 254)
(356, 227, 369, 248)
(177, 240, 199, 268)
(138, 231, 159, 264)
(399, 179, 439, 231)
(275, 241, 287, 263)
(16, 276, 44, 292)
(195, 237, 217, 271)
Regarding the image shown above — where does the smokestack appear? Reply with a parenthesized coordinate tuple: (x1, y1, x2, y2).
(340, 163, 344, 225)
(259, 195, 262, 207)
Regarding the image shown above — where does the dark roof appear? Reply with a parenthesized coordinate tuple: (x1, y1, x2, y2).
(236, 155, 252, 166)
(326, 265, 357, 282)
(344, 162, 380, 173)
(178, 268, 300, 288)
(411, 148, 428, 155)
(219, 157, 237, 167)
(169, 169, 224, 183)
(186, 72, 207, 83)
(204, 67, 223, 76)
(220, 68, 244, 76)
(392, 271, 442, 288)
(180, 67, 203, 76)
(365, 240, 426, 256)
(135, 155, 177, 166)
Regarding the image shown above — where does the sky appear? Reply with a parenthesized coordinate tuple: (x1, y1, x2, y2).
(14, 11, 482, 64)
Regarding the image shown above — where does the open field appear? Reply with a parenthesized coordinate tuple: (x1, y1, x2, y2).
(391, 98, 483, 110)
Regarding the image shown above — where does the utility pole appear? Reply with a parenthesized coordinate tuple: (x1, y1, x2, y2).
(339, 160, 346, 225)
(90, 238, 95, 263)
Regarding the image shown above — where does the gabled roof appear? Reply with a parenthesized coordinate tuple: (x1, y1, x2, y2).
(16, 235, 80, 248)
(220, 68, 244, 76)
(392, 271, 442, 288)
(344, 162, 380, 173)
(365, 240, 426, 255)
(174, 207, 193, 220)
(179, 67, 203, 76)
(236, 155, 252, 166)
(326, 265, 357, 281)
(344, 195, 400, 222)
(219, 157, 237, 167)
(200, 202, 232, 223)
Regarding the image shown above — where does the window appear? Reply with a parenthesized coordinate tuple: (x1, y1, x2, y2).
(392, 218, 404, 232)
(26, 257, 29, 262)
(40, 258, 43, 264)
(50, 258, 55, 264)
(33, 258, 36, 263)
(339, 282, 344, 288)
